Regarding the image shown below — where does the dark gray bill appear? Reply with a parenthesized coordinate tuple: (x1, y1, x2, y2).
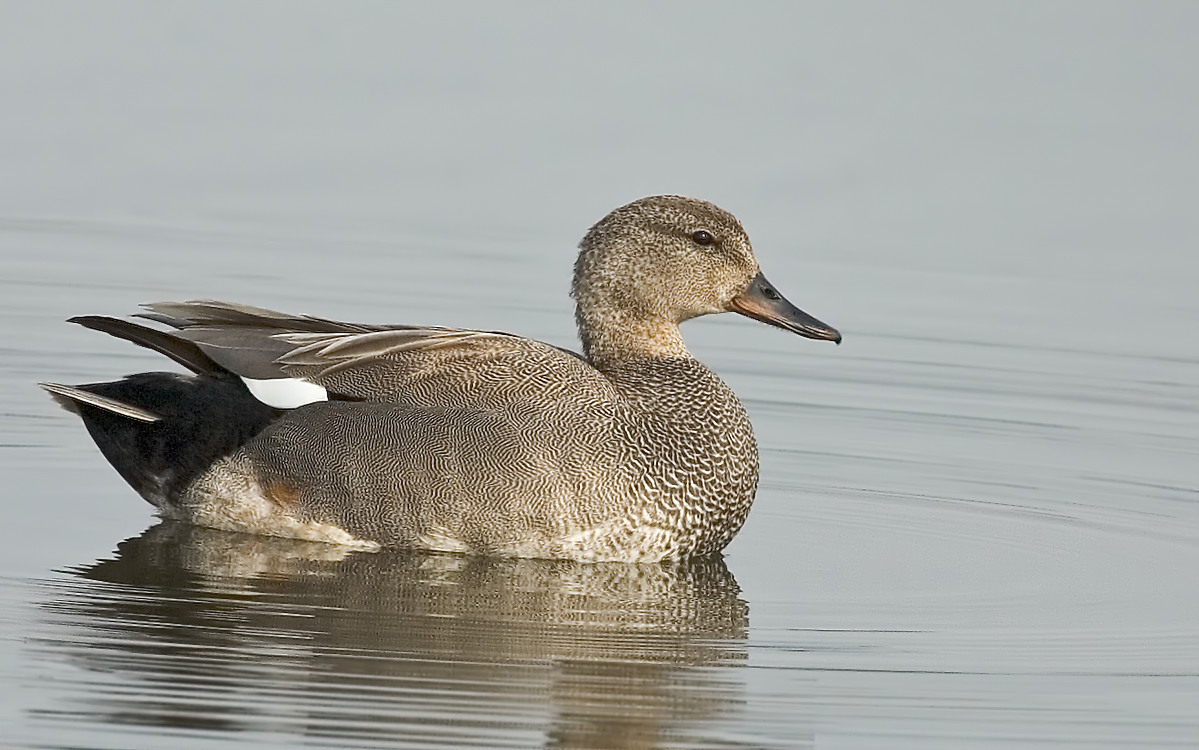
(726, 271, 842, 344)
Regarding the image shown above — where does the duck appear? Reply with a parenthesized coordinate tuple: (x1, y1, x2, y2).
(41, 195, 841, 563)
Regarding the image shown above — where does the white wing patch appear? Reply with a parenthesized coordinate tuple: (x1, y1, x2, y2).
(240, 377, 328, 409)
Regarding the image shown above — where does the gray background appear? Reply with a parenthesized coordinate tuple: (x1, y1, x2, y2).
(2, 3, 1196, 748)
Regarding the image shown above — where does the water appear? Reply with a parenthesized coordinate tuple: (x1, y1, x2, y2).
(2, 3, 1197, 748)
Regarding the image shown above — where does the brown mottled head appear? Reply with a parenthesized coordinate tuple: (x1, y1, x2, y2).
(572, 195, 840, 359)
(575, 196, 756, 323)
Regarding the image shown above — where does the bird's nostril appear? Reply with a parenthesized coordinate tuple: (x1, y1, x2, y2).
(760, 285, 780, 301)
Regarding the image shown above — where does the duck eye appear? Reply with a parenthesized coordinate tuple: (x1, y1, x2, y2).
(691, 230, 716, 247)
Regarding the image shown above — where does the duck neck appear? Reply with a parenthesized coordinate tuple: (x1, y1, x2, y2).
(576, 305, 691, 368)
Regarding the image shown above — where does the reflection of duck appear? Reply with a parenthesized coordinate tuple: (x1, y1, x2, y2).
(39, 522, 751, 748)
(42, 196, 840, 562)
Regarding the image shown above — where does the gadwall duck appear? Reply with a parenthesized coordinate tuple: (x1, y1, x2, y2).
(42, 195, 840, 562)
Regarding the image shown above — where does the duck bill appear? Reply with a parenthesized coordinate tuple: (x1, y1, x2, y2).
(727, 271, 842, 344)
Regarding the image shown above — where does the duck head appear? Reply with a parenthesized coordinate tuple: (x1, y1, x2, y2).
(573, 195, 841, 360)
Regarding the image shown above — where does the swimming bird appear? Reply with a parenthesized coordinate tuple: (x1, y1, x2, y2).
(41, 195, 841, 562)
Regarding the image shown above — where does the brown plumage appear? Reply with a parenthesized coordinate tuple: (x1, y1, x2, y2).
(41, 195, 841, 562)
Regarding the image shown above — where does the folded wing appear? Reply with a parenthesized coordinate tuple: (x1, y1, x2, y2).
(141, 300, 617, 409)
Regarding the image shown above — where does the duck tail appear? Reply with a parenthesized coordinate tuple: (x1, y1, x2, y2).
(39, 372, 278, 509)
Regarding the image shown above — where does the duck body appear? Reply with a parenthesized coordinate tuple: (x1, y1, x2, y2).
(201, 354, 757, 562)
(43, 196, 840, 562)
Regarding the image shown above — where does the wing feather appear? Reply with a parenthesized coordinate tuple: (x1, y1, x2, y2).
(135, 300, 614, 406)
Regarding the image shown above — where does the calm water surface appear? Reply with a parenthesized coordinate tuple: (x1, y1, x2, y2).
(3, 4, 1197, 749)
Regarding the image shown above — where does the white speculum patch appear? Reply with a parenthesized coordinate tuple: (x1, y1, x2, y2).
(241, 377, 329, 409)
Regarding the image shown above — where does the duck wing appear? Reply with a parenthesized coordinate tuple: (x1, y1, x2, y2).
(141, 300, 615, 407)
